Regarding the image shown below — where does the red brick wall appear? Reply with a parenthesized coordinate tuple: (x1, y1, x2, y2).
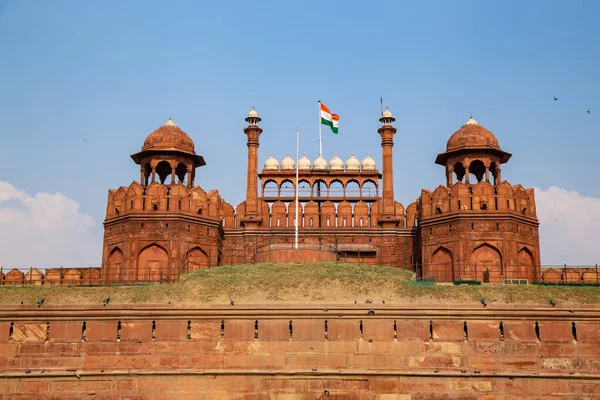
(0, 305, 599, 398)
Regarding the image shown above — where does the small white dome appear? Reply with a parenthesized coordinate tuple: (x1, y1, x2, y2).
(329, 154, 344, 170)
(248, 107, 259, 118)
(361, 154, 376, 170)
(264, 155, 279, 170)
(382, 108, 392, 118)
(164, 117, 177, 127)
(280, 154, 295, 170)
(346, 154, 360, 170)
(313, 155, 328, 171)
(298, 154, 311, 170)
(465, 114, 478, 125)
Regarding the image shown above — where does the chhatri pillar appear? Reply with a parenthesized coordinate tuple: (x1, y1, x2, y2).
(241, 108, 263, 228)
(377, 108, 400, 228)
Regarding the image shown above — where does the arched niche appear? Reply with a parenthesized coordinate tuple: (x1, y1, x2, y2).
(186, 247, 209, 272)
(430, 247, 454, 282)
(517, 247, 536, 282)
(137, 244, 168, 283)
(470, 243, 502, 283)
(106, 247, 124, 284)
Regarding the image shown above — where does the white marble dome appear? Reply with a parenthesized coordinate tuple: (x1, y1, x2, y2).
(264, 155, 279, 170)
(329, 154, 344, 171)
(298, 154, 311, 170)
(382, 108, 393, 118)
(280, 154, 295, 170)
(346, 154, 360, 170)
(248, 107, 259, 118)
(313, 155, 328, 171)
(361, 154, 376, 170)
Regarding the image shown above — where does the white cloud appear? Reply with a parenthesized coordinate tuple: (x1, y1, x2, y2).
(0, 182, 100, 269)
(535, 186, 600, 266)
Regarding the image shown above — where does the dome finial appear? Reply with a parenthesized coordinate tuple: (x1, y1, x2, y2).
(164, 117, 177, 127)
(465, 114, 478, 125)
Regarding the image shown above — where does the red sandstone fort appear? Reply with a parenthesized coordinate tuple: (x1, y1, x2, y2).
(101, 109, 540, 284)
(3, 110, 600, 399)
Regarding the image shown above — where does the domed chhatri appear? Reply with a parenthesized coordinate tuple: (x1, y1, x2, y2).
(298, 154, 312, 170)
(245, 107, 261, 126)
(313, 155, 328, 171)
(446, 115, 500, 152)
(142, 117, 196, 154)
(329, 155, 344, 171)
(346, 154, 360, 170)
(361, 154, 376, 170)
(264, 155, 279, 170)
(280, 154, 295, 170)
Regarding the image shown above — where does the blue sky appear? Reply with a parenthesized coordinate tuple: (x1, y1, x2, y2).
(0, 0, 598, 266)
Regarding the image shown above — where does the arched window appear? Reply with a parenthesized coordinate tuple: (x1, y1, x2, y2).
(297, 180, 311, 197)
(143, 162, 151, 185)
(329, 180, 344, 197)
(263, 180, 278, 197)
(468, 160, 486, 183)
(453, 162, 466, 182)
(280, 180, 295, 197)
(156, 161, 172, 184)
(312, 180, 328, 197)
(346, 180, 360, 197)
(175, 163, 188, 185)
(362, 180, 377, 197)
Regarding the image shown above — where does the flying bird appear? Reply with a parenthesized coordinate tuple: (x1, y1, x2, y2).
(554, 97, 559, 101)
(588, 108, 591, 114)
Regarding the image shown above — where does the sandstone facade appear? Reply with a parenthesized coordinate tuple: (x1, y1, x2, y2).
(101, 111, 541, 283)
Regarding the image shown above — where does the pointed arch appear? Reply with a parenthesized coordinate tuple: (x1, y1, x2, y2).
(186, 246, 209, 272)
(429, 246, 454, 282)
(470, 243, 502, 283)
(106, 247, 124, 283)
(137, 243, 169, 283)
(329, 180, 344, 197)
(517, 247, 536, 282)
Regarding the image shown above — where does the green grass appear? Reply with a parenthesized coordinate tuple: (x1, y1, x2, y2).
(0, 262, 599, 306)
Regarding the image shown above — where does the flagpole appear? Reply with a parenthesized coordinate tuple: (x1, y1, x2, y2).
(318, 100, 322, 156)
(295, 127, 299, 250)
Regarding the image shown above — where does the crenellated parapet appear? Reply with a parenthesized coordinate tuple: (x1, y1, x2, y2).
(420, 181, 537, 219)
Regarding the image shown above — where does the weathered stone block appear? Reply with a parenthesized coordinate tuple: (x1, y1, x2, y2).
(86, 321, 118, 342)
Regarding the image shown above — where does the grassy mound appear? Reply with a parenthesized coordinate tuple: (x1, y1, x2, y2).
(0, 262, 599, 306)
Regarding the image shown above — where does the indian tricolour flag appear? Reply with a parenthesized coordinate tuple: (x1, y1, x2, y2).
(320, 103, 339, 134)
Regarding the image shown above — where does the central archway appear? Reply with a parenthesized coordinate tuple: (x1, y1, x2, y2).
(138, 244, 169, 283)
(470, 244, 502, 283)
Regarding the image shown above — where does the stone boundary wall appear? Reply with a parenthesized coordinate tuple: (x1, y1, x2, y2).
(1, 304, 600, 398)
(0, 267, 101, 286)
(1, 266, 600, 287)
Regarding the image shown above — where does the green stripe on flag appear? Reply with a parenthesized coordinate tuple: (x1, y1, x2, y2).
(321, 117, 338, 134)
